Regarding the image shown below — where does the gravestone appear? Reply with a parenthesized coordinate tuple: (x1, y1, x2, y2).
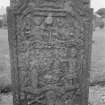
(7, 0, 93, 105)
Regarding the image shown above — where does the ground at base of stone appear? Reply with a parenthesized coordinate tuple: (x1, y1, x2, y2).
(0, 93, 12, 105)
(0, 86, 105, 105)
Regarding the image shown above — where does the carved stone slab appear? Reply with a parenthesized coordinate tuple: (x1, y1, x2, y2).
(7, 0, 93, 105)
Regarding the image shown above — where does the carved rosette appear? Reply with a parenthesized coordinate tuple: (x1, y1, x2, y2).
(8, 0, 92, 105)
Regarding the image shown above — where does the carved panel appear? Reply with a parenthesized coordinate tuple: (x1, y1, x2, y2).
(8, 0, 93, 105)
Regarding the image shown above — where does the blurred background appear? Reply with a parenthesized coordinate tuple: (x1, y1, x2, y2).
(0, 0, 105, 105)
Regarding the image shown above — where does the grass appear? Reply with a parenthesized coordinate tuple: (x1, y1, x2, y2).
(0, 28, 11, 89)
(89, 28, 105, 105)
(0, 29, 9, 55)
(0, 28, 12, 105)
(0, 93, 13, 105)
(89, 86, 105, 105)
(91, 28, 105, 82)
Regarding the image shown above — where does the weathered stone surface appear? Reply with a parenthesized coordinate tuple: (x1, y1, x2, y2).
(7, 0, 93, 105)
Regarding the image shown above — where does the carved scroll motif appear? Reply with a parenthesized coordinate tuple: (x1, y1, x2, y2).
(15, 9, 86, 105)
(10, 0, 75, 12)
